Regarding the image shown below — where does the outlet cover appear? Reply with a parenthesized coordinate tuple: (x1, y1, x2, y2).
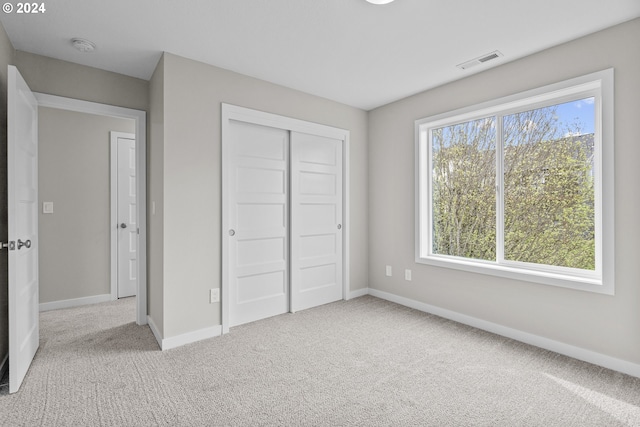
(385, 265, 392, 277)
(404, 269, 412, 281)
(210, 288, 220, 303)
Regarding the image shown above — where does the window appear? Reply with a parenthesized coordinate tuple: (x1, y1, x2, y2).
(416, 70, 614, 294)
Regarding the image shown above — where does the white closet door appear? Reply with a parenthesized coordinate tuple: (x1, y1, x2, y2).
(290, 132, 343, 312)
(117, 134, 137, 298)
(228, 120, 290, 327)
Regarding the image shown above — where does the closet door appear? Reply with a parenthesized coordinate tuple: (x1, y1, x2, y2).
(228, 121, 290, 327)
(290, 132, 343, 312)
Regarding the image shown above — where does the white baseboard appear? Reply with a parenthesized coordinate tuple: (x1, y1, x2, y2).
(368, 288, 640, 379)
(147, 315, 222, 351)
(146, 315, 163, 351)
(348, 287, 369, 299)
(39, 294, 113, 312)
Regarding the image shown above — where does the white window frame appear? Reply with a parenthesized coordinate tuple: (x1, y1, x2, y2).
(415, 69, 614, 294)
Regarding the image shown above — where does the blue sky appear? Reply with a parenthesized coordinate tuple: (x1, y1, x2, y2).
(554, 97, 595, 136)
(432, 96, 596, 149)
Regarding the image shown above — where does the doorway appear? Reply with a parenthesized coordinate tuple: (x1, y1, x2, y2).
(35, 93, 148, 326)
(7, 66, 147, 394)
(221, 104, 350, 333)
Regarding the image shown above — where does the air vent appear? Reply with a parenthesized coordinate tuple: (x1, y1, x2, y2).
(479, 53, 500, 63)
(457, 50, 503, 70)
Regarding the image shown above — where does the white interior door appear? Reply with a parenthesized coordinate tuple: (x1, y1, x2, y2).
(228, 120, 289, 327)
(8, 65, 39, 394)
(290, 132, 343, 312)
(115, 133, 137, 298)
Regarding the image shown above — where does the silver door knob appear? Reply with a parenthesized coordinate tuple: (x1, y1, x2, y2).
(17, 239, 31, 250)
(229, 229, 236, 236)
(120, 223, 127, 229)
(337, 224, 342, 230)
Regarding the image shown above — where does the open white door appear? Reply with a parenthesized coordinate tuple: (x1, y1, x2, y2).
(7, 65, 39, 394)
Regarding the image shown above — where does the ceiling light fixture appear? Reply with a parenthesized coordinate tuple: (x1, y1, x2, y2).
(71, 38, 96, 53)
(366, 0, 395, 4)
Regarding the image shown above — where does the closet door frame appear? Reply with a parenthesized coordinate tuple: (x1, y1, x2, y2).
(221, 103, 350, 334)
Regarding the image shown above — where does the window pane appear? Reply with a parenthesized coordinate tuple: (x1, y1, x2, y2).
(503, 98, 595, 270)
(431, 117, 496, 261)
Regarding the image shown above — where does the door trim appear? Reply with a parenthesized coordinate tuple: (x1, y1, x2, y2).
(221, 103, 350, 334)
(34, 93, 148, 326)
(110, 131, 136, 300)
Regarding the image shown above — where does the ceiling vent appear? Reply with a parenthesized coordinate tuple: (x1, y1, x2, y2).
(457, 50, 503, 70)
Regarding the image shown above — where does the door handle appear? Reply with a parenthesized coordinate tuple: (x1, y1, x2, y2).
(17, 239, 31, 250)
(120, 223, 127, 229)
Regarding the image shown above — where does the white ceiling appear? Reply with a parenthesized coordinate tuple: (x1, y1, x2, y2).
(1, 0, 639, 110)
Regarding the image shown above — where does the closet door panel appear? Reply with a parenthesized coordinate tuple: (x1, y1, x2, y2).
(290, 132, 343, 312)
(228, 121, 289, 327)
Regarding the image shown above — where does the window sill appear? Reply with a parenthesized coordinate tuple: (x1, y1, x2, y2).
(415, 255, 612, 295)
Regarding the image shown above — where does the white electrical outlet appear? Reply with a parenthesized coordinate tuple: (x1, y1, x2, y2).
(385, 265, 392, 277)
(405, 269, 412, 281)
(210, 288, 220, 303)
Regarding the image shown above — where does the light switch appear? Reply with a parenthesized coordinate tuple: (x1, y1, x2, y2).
(43, 202, 54, 214)
(210, 288, 220, 303)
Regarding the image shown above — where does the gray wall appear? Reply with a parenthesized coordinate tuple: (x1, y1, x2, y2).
(14, 51, 149, 111)
(38, 107, 134, 304)
(0, 21, 13, 371)
(150, 53, 369, 339)
(368, 18, 640, 364)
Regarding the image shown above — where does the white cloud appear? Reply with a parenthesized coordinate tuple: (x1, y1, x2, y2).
(574, 97, 595, 109)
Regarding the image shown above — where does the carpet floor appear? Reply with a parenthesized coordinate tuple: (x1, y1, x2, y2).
(1, 295, 639, 426)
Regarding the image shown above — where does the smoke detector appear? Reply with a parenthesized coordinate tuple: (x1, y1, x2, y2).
(457, 50, 503, 70)
(71, 38, 96, 53)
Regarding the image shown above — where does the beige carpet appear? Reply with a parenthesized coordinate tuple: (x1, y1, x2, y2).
(1, 295, 640, 426)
